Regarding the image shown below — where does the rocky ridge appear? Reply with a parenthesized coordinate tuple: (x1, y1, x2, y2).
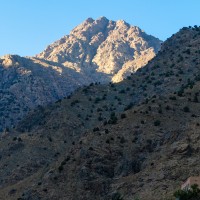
(37, 17, 161, 82)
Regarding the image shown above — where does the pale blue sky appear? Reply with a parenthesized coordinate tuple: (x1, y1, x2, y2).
(0, 0, 200, 56)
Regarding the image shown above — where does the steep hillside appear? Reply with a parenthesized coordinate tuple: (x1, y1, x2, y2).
(1, 74, 200, 200)
(0, 55, 91, 131)
(0, 17, 161, 131)
(0, 26, 200, 199)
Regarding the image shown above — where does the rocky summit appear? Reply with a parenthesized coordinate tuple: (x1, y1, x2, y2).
(37, 16, 161, 83)
(0, 17, 161, 131)
(0, 25, 200, 200)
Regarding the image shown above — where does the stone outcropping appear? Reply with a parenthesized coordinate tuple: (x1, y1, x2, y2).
(37, 16, 161, 82)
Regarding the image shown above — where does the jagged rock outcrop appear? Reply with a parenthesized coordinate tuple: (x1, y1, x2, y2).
(0, 17, 161, 131)
(37, 16, 161, 82)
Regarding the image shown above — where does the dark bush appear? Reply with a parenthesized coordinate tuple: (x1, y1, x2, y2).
(58, 165, 64, 172)
(174, 184, 200, 200)
(169, 96, 177, 100)
(154, 120, 161, 126)
(121, 113, 126, 119)
(93, 127, 100, 132)
(124, 102, 133, 111)
(183, 106, 190, 112)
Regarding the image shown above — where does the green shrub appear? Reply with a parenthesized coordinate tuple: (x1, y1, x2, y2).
(169, 96, 177, 100)
(183, 106, 190, 112)
(193, 94, 199, 103)
(94, 97, 101, 103)
(58, 165, 64, 172)
(70, 100, 80, 106)
(105, 129, 109, 134)
(121, 113, 126, 119)
(93, 127, 100, 132)
(112, 192, 123, 200)
(154, 120, 161, 126)
(119, 89, 125, 94)
(174, 184, 200, 200)
(124, 102, 133, 111)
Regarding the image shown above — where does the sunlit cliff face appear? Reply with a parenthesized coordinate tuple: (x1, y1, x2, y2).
(36, 17, 161, 82)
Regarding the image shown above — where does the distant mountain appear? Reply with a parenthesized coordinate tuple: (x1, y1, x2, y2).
(0, 17, 161, 131)
(0, 26, 200, 200)
(37, 16, 161, 82)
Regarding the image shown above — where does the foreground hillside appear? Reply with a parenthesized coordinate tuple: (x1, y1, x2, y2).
(0, 17, 161, 132)
(1, 77, 200, 200)
(0, 26, 200, 199)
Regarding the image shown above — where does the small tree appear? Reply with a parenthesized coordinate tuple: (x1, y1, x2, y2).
(174, 184, 200, 200)
(183, 106, 190, 112)
(154, 120, 161, 126)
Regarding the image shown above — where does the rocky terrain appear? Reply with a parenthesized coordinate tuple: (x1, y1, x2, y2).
(0, 55, 90, 131)
(0, 17, 161, 132)
(0, 26, 200, 200)
(37, 17, 161, 83)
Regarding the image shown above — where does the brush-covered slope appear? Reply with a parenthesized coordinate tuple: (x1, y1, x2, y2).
(0, 26, 200, 200)
(1, 76, 200, 200)
(0, 17, 161, 132)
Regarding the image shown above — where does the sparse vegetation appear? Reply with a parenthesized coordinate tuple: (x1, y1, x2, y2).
(174, 184, 200, 200)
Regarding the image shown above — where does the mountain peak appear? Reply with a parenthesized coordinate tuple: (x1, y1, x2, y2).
(96, 16, 109, 23)
(116, 19, 130, 27)
(36, 17, 161, 82)
(82, 16, 109, 27)
(84, 17, 94, 23)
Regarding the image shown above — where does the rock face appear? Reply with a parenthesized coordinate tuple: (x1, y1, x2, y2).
(37, 16, 161, 82)
(0, 17, 161, 131)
